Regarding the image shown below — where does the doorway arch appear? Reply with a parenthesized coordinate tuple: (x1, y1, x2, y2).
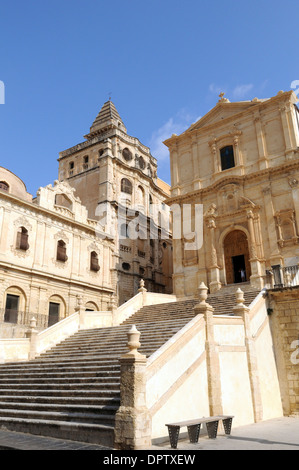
(223, 230, 251, 284)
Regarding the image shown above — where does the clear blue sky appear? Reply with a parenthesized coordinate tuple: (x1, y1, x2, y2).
(0, 0, 298, 195)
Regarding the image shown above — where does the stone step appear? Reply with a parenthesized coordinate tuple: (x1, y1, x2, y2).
(0, 417, 115, 446)
(0, 408, 116, 425)
(0, 382, 120, 391)
(0, 287, 259, 446)
(0, 395, 120, 406)
(0, 388, 120, 398)
(0, 401, 118, 415)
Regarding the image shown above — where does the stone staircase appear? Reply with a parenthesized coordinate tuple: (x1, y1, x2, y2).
(0, 285, 259, 447)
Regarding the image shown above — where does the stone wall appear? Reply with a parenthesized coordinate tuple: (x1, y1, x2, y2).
(268, 287, 299, 415)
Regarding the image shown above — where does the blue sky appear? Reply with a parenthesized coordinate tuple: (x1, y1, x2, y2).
(0, 0, 298, 195)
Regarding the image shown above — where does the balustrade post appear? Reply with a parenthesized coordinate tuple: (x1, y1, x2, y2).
(26, 317, 38, 360)
(114, 325, 152, 450)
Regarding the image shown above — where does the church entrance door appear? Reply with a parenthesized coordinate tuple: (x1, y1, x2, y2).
(224, 230, 251, 284)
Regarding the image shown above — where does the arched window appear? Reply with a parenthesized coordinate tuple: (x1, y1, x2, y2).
(220, 145, 235, 171)
(16, 227, 29, 251)
(0, 181, 9, 192)
(137, 185, 145, 206)
(56, 240, 68, 262)
(90, 251, 100, 272)
(121, 178, 132, 195)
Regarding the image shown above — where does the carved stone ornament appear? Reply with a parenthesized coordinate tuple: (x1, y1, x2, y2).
(288, 178, 299, 189)
(13, 216, 32, 231)
(54, 230, 70, 243)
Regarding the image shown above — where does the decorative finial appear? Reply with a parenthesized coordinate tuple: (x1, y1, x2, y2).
(218, 92, 230, 103)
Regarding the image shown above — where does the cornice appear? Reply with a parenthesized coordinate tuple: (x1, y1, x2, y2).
(165, 157, 299, 205)
(0, 191, 114, 241)
(164, 91, 295, 148)
(0, 260, 114, 294)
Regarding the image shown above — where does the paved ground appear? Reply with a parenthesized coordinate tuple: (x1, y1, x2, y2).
(153, 416, 299, 451)
(0, 416, 298, 451)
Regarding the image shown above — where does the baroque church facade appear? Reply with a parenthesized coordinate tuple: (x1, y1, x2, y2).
(164, 90, 299, 298)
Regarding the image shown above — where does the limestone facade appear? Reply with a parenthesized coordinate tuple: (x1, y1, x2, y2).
(0, 168, 115, 332)
(58, 100, 173, 305)
(164, 90, 299, 297)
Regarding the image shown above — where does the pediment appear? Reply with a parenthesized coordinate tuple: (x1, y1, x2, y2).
(187, 100, 262, 132)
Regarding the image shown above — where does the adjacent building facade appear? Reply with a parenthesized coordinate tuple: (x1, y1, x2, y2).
(0, 168, 115, 333)
(0, 100, 173, 333)
(57, 100, 173, 305)
(164, 90, 299, 298)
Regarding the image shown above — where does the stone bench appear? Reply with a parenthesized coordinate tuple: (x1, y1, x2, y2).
(165, 415, 234, 449)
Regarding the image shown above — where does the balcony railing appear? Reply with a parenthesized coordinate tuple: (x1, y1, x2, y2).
(0, 309, 49, 329)
(266, 265, 299, 289)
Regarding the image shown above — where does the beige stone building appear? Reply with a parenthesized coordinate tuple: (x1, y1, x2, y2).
(164, 90, 299, 298)
(58, 100, 173, 305)
(0, 167, 115, 334)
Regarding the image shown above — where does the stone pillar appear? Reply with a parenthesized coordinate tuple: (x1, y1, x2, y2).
(233, 289, 263, 422)
(205, 209, 221, 293)
(254, 115, 268, 170)
(114, 325, 152, 450)
(247, 209, 263, 289)
(26, 317, 38, 360)
(194, 283, 223, 416)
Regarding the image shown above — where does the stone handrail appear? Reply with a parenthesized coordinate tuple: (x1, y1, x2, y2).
(146, 313, 206, 415)
(0, 290, 177, 363)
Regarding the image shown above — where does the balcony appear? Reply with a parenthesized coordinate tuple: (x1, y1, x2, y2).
(265, 265, 299, 289)
(0, 309, 49, 329)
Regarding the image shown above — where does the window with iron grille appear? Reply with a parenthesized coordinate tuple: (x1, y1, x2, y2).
(0, 181, 9, 192)
(121, 178, 132, 195)
(220, 145, 235, 171)
(16, 227, 29, 251)
(56, 240, 68, 262)
(90, 251, 100, 272)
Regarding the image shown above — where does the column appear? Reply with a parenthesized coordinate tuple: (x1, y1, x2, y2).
(280, 105, 294, 158)
(254, 115, 268, 170)
(262, 187, 283, 267)
(191, 134, 201, 190)
(247, 209, 263, 289)
(206, 212, 221, 293)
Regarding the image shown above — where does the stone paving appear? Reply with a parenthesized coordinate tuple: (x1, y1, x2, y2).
(153, 416, 299, 451)
(0, 416, 298, 451)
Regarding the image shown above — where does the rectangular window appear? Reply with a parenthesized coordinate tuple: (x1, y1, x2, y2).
(48, 302, 60, 327)
(220, 145, 235, 171)
(4, 294, 19, 323)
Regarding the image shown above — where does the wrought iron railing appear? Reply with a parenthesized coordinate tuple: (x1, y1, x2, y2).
(266, 264, 299, 289)
(0, 309, 49, 329)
